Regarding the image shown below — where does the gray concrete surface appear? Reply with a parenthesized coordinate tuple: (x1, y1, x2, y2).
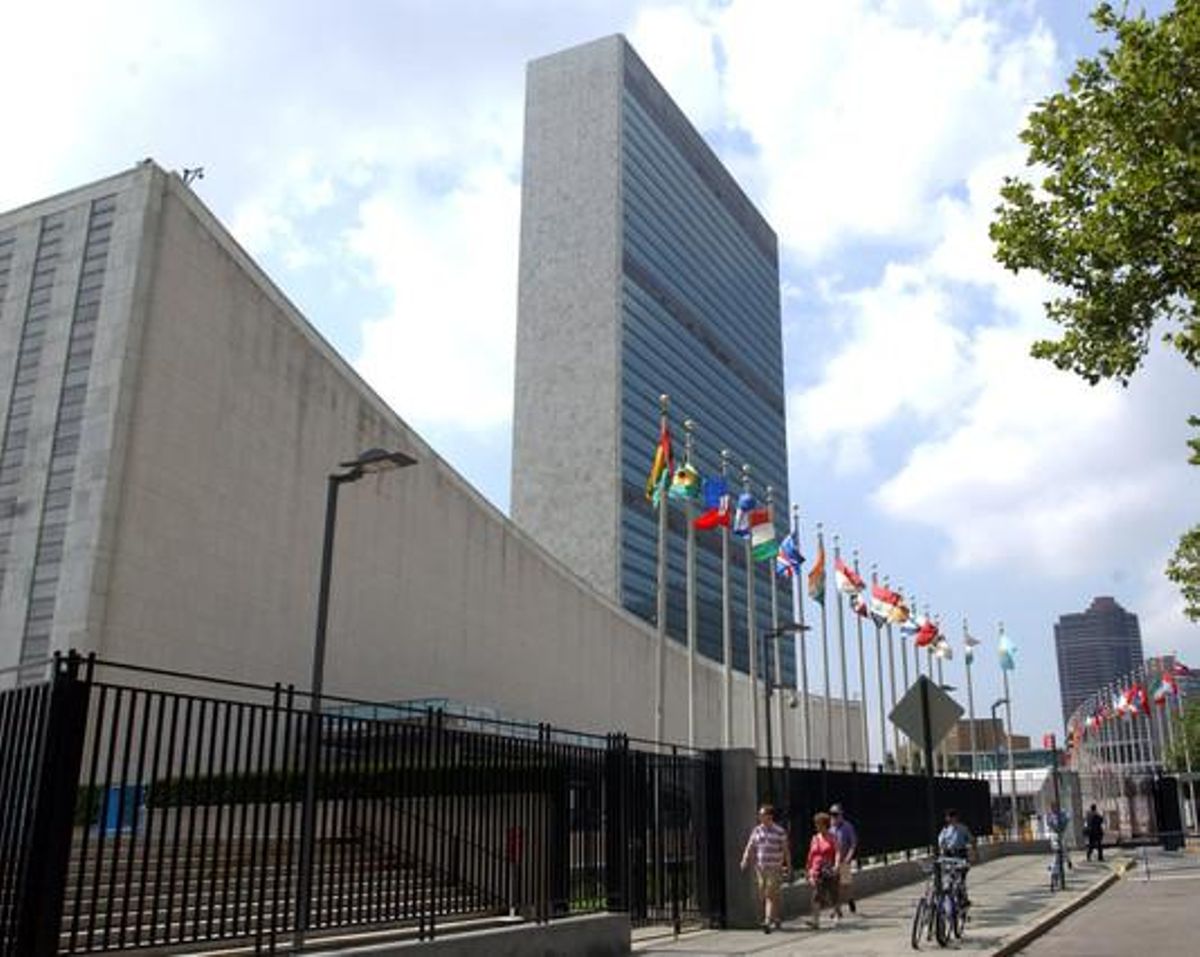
(634, 852, 1121, 956)
(310, 913, 631, 956)
(1013, 846, 1199, 955)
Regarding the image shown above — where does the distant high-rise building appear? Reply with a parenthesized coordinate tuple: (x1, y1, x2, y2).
(1054, 596, 1144, 727)
(510, 35, 791, 681)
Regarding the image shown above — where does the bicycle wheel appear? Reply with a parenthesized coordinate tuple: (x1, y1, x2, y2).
(934, 894, 951, 947)
(952, 890, 967, 938)
(911, 897, 928, 950)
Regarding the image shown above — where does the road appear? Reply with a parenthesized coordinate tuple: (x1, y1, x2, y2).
(1014, 847, 1200, 956)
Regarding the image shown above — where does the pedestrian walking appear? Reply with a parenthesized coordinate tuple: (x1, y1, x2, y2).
(1084, 803, 1105, 861)
(740, 804, 792, 933)
(805, 810, 842, 929)
(829, 802, 858, 913)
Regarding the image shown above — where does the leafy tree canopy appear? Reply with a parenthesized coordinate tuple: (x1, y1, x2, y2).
(990, 0, 1200, 384)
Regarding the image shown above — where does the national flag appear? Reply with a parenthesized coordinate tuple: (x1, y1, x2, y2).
(749, 509, 776, 562)
(807, 540, 826, 605)
(693, 476, 732, 529)
(915, 617, 938, 648)
(732, 492, 756, 538)
(850, 593, 872, 619)
(1152, 677, 1174, 706)
(933, 637, 953, 660)
(964, 632, 981, 667)
(776, 533, 803, 578)
(644, 418, 673, 503)
(1042, 733, 1057, 750)
(1131, 683, 1149, 716)
(869, 582, 902, 622)
(667, 462, 701, 502)
(834, 557, 865, 595)
(900, 618, 920, 641)
(1170, 660, 1192, 677)
(888, 599, 911, 625)
(997, 632, 1017, 671)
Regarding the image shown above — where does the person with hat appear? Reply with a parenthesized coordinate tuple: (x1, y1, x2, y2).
(829, 803, 858, 914)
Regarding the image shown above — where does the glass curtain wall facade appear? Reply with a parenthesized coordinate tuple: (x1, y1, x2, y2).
(617, 48, 792, 684)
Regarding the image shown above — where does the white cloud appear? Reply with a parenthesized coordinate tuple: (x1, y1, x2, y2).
(349, 162, 522, 431)
(710, 0, 1058, 259)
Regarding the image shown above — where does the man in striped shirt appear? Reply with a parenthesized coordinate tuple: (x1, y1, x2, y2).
(740, 804, 792, 932)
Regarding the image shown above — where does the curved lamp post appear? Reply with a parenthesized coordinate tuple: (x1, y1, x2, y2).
(296, 447, 417, 938)
(763, 621, 810, 801)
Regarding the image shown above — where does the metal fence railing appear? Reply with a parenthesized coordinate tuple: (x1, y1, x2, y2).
(0, 652, 724, 955)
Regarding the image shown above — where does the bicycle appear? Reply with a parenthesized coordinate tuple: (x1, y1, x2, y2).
(941, 857, 970, 939)
(1048, 833, 1068, 892)
(911, 857, 968, 949)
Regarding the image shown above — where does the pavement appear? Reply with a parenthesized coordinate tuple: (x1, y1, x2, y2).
(1012, 846, 1200, 955)
(632, 852, 1124, 956)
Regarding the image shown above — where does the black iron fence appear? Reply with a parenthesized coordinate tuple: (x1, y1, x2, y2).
(0, 654, 723, 955)
(760, 758, 993, 862)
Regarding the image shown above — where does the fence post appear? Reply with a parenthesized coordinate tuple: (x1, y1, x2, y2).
(718, 749, 758, 929)
(16, 652, 92, 955)
(604, 734, 630, 912)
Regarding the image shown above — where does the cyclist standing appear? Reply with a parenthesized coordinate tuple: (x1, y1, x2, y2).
(937, 809, 975, 899)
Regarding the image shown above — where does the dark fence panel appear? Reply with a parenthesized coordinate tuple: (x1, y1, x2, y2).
(0, 676, 52, 956)
(2, 657, 720, 954)
(768, 761, 992, 861)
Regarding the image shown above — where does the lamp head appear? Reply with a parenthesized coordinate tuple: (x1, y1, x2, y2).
(341, 447, 417, 478)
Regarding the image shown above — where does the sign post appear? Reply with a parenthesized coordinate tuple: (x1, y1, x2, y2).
(891, 676, 964, 852)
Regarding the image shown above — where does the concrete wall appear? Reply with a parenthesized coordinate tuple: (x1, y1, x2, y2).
(380, 913, 629, 956)
(74, 166, 797, 750)
(510, 35, 624, 601)
(0, 163, 868, 760)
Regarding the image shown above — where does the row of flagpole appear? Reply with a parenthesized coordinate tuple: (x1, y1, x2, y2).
(1064, 655, 1197, 830)
(644, 396, 1028, 793)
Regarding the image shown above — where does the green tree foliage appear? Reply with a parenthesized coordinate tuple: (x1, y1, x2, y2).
(1165, 697, 1200, 772)
(1166, 417, 1200, 620)
(990, 0, 1200, 383)
(991, 1, 1200, 618)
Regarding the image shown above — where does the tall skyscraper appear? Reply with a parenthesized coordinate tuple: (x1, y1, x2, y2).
(1054, 596, 1144, 727)
(510, 35, 791, 681)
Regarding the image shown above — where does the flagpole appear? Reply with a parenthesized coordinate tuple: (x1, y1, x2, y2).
(1000, 621, 1019, 839)
(767, 486, 786, 766)
(935, 636, 947, 773)
(1176, 681, 1198, 833)
(683, 419, 697, 748)
(964, 617, 978, 777)
(792, 505, 812, 763)
(817, 523, 832, 763)
(653, 393, 669, 744)
(851, 549, 870, 767)
(742, 464, 760, 756)
(882, 572, 900, 768)
(865, 557, 884, 770)
(833, 534, 851, 763)
(720, 450, 733, 748)
(898, 584, 912, 771)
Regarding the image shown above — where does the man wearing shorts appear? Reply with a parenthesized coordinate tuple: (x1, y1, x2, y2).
(740, 804, 792, 933)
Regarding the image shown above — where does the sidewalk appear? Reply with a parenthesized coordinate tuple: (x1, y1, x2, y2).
(633, 853, 1123, 956)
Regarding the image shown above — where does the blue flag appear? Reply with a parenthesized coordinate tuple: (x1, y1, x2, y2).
(732, 491, 755, 538)
(775, 533, 803, 578)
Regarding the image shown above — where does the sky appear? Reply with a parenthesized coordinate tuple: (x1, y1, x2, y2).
(3, 0, 1195, 749)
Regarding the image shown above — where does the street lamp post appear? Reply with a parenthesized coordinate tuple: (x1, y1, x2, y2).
(762, 622, 810, 801)
(296, 447, 416, 939)
(991, 697, 1009, 833)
